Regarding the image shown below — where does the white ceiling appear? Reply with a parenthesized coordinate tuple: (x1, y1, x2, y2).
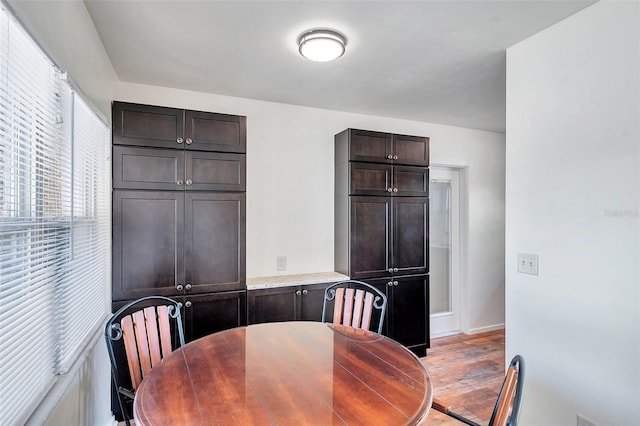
(84, 0, 595, 133)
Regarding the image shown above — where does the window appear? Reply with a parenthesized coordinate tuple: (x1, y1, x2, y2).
(0, 8, 110, 425)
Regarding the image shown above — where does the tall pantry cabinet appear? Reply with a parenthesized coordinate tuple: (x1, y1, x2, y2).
(111, 102, 247, 342)
(334, 128, 430, 356)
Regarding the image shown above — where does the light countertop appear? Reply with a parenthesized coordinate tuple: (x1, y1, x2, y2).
(247, 271, 349, 290)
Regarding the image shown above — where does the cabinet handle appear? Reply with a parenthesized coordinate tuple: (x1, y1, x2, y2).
(387, 281, 393, 287)
(302, 289, 308, 295)
(177, 179, 184, 186)
(393, 268, 398, 272)
(393, 155, 398, 160)
(176, 284, 184, 291)
(186, 179, 193, 185)
(296, 290, 302, 296)
(177, 137, 184, 144)
(387, 154, 393, 160)
(393, 188, 398, 193)
(387, 188, 393, 193)
(393, 281, 399, 286)
(185, 301, 192, 308)
(186, 138, 193, 145)
(388, 268, 393, 273)
(178, 302, 183, 308)
(185, 284, 192, 291)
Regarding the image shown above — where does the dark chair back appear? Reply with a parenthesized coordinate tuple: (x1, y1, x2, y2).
(432, 354, 525, 426)
(490, 355, 525, 426)
(105, 296, 185, 426)
(322, 280, 387, 334)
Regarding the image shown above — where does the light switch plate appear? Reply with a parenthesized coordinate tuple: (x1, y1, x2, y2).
(517, 252, 538, 275)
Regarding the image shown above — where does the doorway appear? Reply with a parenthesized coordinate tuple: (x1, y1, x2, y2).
(429, 166, 463, 336)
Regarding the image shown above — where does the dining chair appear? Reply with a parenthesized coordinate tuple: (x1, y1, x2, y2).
(322, 280, 387, 334)
(432, 354, 525, 426)
(105, 296, 185, 426)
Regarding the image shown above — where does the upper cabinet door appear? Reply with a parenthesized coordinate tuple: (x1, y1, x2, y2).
(113, 102, 184, 149)
(349, 162, 391, 195)
(185, 151, 246, 191)
(113, 146, 185, 190)
(348, 129, 392, 163)
(393, 166, 429, 196)
(392, 134, 429, 166)
(184, 110, 246, 153)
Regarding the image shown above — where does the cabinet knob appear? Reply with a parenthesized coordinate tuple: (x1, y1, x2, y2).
(176, 284, 184, 291)
(302, 289, 308, 295)
(393, 188, 398, 193)
(387, 188, 393, 193)
(185, 284, 192, 291)
(177, 179, 184, 185)
(387, 154, 393, 160)
(387, 281, 393, 287)
(388, 268, 393, 273)
(393, 267, 398, 272)
(393, 155, 398, 160)
(178, 302, 183, 308)
(186, 138, 193, 145)
(296, 290, 302, 296)
(186, 179, 193, 185)
(177, 137, 184, 144)
(185, 301, 192, 308)
(393, 281, 399, 286)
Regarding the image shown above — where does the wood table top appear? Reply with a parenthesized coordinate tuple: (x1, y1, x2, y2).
(134, 321, 433, 426)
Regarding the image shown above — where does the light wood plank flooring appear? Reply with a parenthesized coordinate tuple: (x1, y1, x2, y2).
(421, 329, 506, 425)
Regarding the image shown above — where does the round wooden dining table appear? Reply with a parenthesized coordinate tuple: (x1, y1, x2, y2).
(133, 321, 433, 425)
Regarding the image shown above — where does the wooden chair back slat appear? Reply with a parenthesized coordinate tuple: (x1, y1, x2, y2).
(351, 290, 365, 328)
(143, 307, 162, 368)
(493, 365, 518, 426)
(121, 315, 143, 390)
(156, 305, 173, 358)
(361, 292, 374, 331)
(342, 288, 355, 326)
(132, 310, 153, 379)
(332, 287, 345, 325)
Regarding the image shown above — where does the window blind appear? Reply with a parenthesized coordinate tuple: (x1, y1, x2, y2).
(0, 7, 110, 424)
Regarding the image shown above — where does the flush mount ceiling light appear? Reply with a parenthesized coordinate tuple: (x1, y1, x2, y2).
(298, 29, 347, 62)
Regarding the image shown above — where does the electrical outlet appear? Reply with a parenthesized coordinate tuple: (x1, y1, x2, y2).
(517, 252, 538, 275)
(276, 255, 286, 271)
(577, 414, 595, 426)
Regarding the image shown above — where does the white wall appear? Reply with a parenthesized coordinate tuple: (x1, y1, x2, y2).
(116, 81, 506, 333)
(506, 1, 639, 424)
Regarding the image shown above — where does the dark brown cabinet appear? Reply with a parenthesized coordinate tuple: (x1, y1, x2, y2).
(113, 102, 246, 153)
(112, 191, 245, 301)
(111, 101, 247, 421)
(182, 291, 246, 341)
(366, 275, 429, 355)
(349, 162, 429, 196)
(336, 128, 429, 166)
(113, 146, 245, 191)
(248, 283, 331, 324)
(335, 128, 430, 356)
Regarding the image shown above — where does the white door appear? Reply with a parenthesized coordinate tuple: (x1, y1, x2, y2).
(429, 166, 461, 336)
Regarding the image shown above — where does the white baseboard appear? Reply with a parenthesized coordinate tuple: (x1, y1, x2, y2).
(430, 330, 463, 339)
(468, 323, 505, 334)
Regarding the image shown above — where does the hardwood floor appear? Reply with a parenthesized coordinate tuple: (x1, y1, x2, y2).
(421, 329, 505, 425)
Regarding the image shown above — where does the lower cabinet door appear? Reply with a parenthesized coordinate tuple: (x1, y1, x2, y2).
(299, 283, 331, 322)
(389, 274, 429, 355)
(182, 291, 246, 342)
(248, 287, 298, 324)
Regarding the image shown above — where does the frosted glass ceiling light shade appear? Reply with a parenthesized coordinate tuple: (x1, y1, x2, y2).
(298, 29, 346, 62)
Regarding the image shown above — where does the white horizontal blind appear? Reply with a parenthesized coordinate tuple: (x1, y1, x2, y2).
(0, 7, 110, 425)
(55, 94, 110, 372)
